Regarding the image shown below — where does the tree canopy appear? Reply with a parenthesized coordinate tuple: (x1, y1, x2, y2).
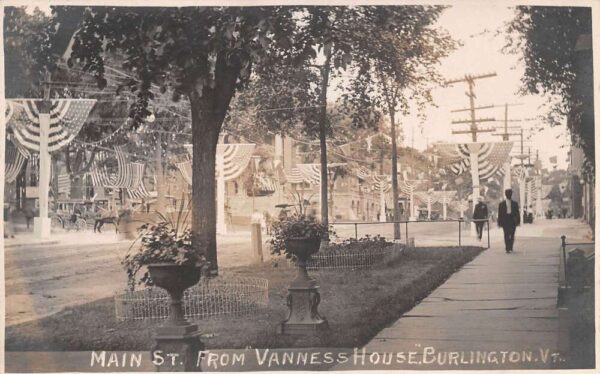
(505, 6, 594, 179)
(7, 5, 456, 272)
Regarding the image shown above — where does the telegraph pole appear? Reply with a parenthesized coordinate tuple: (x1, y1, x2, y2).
(446, 73, 497, 142)
(491, 103, 523, 190)
(445, 72, 497, 235)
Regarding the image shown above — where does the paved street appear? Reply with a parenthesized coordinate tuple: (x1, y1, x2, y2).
(335, 218, 592, 370)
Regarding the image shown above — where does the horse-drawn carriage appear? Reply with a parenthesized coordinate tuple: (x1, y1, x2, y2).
(50, 198, 112, 231)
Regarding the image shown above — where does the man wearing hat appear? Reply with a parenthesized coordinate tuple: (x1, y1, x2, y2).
(472, 196, 488, 241)
(498, 189, 521, 253)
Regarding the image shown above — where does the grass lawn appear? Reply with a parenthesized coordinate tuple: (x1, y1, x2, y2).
(6, 246, 482, 351)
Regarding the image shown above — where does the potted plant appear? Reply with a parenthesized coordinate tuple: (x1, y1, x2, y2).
(270, 214, 329, 266)
(122, 199, 206, 326)
(270, 213, 330, 334)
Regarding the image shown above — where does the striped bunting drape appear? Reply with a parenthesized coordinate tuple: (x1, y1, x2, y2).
(398, 180, 421, 196)
(435, 142, 513, 181)
(216, 144, 256, 181)
(179, 143, 256, 184)
(284, 167, 306, 184)
(110, 146, 132, 188)
(88, 147, 145, 190)
(108, 146, 145, 189)
(8, 99, 95, 153)
(295, 164, 321, 185)
(354, 166, 372, 181)
(127, 181, 155, 200)
(288, 163, 346, 186)
(5, 139, 28, 183)
(127, 162, 145, 191)
(372, 175, 392, 193)
(89, 151, 114, 187)
(414, 191, 442, 205)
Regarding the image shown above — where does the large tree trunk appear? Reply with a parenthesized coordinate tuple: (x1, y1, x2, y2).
(190, 101, 220, 274)
(189, 53, 241, 275)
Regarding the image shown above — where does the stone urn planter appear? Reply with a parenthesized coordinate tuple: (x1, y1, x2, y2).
(285, 237, 320, 287)
(148, 263, 204, 371)
(279, 237, 328, 334)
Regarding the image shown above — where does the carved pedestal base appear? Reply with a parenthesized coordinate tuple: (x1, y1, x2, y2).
(279, 285, 328, 335)
(153, 324, 204, 372)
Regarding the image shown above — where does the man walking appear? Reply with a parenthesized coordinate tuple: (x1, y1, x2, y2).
(498, 189, 520, 253)
(473, 196, 488, 241)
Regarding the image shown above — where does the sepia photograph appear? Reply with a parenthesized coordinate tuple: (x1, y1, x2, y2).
(1, 0, 596, 372)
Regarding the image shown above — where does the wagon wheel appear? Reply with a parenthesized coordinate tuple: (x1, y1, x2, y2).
(51, 215, 64, 229)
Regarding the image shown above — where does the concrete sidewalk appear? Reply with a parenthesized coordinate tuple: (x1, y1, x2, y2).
(335, 219, 591, 370)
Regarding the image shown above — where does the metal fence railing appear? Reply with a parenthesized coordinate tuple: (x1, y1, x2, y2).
(114, 276, 269, 321)
(330, 218, 490, 249)
(559, 235, 595, 291)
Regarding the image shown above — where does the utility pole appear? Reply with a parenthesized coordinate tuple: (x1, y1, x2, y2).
(491, 103, 523, 190)
(445, 72, 497, 235)
(446, 73, 497, 142)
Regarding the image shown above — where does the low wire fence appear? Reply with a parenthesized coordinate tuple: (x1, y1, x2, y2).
(289, 242, 405, 270)
(114, 276, 268, 321)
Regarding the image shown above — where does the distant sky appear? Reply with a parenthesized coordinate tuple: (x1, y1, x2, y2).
(399, 3, 570, 170)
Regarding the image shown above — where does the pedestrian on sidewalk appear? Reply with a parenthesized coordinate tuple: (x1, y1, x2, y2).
(498, 189, 520, 253)
(473, 196, 488, 241)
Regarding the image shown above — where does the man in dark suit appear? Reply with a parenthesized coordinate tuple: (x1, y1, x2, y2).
(498, 189, 520, 253)
(473, 196, 488, 240)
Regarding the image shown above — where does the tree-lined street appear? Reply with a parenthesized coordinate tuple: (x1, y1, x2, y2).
(2, 2, 594, 371)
